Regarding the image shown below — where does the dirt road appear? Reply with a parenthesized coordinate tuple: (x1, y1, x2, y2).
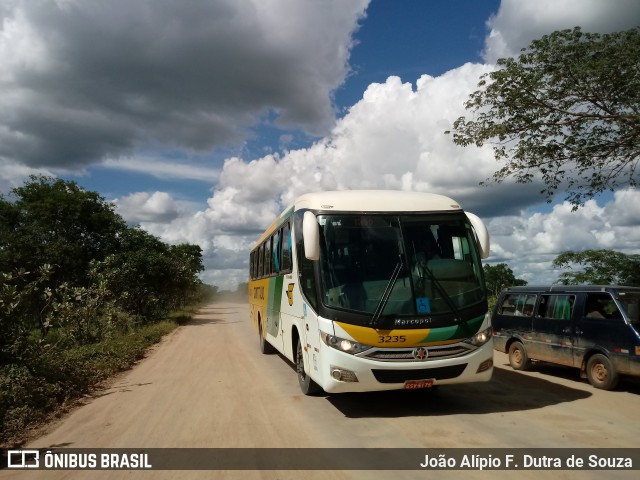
(2, 302, 639, 480)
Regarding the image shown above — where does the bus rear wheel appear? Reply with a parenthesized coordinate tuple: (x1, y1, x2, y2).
(258, 318, 275, 354)
(296, 337, 321, 395)
(508, 341, 531, 370)
(586, 353, 618, 390)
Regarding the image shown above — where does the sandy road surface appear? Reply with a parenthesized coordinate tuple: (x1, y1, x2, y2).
(2, 302, 639, 480)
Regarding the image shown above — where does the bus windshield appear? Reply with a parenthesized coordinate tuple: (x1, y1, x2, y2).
(317, 214, 485, 318)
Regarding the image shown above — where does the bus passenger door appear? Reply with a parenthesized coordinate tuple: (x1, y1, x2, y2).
(531, 294, 576, 366)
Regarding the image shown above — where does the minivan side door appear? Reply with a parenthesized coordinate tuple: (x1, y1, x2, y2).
(530, 294, 576, 366)
(573, 292, 630, 372)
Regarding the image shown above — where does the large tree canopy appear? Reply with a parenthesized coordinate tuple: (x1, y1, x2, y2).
(451, 27, 640, 207)
(553, 249, 640, 286)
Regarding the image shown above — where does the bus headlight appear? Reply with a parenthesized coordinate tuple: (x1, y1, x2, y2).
(464, 326, 492, 347)
(321, 332, 372, 354)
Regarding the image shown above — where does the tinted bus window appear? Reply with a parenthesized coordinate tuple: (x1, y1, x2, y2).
(258, 243, 264, 278)
(250, 251, 255, 279)
(264, 239, 272, 276)
(273, 230, 281, 273)
(281, 222, 292, 272)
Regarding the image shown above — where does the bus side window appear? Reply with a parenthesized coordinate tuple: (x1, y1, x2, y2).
(273, 230, 280, 273)
(281, 222, 292, 272)
(258, 243, 265, 278)
(265, 238, 272, 276)
(250, 251, 255, 280)
(295, 211, 318, 309)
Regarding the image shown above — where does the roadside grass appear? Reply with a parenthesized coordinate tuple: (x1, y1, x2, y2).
(0, 311, 195, 447)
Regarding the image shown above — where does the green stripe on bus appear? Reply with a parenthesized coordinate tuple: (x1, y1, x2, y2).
(418, 314, 485, 343)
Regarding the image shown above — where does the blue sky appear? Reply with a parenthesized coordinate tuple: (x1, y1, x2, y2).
(1, 0, 639, 289)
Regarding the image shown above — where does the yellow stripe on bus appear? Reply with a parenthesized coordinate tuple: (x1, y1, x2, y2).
(336, 322, 464, 348)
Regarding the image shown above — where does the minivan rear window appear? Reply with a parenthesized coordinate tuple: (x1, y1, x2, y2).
(499, 293, 536, 317)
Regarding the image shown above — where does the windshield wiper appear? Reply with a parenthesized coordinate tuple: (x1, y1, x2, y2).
(418, 262, 466, 328)
(371, 254, 403, 327)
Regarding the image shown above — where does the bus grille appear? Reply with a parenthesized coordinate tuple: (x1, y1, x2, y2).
(371, 364, 467, 383)
(361, 345, 471, 362)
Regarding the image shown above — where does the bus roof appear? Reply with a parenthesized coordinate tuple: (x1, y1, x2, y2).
(294, 190, 463, 213)
(251, 190, 466, 250)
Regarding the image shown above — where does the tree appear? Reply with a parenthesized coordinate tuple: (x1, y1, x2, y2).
(553, 249, 640, 286)
(0, 176, 128, 334)
(450, 27, 640, 208)
(90, 229, 205, 321)
(0, 175, 127, 287)
(484, 263, 528, 298)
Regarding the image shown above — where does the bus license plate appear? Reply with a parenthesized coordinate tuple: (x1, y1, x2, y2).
(404, 379, 434, 389)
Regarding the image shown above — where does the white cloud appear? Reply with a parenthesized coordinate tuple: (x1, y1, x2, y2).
(159, 31, 640, 289)
(488, 190, 640, 284)
(0, 0, 369, 169)
(6, 0, 635, 292)
(101, 156, 219, 182)
(202, 65, 542, 224)
(114, 191, 181, 224)
(483, 0, 640, 63)
(0, 158, 53, 194)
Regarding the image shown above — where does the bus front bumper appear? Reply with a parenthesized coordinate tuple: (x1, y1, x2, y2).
(315, 341, 494, 394)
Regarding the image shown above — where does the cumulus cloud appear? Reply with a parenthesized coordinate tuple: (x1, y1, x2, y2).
(114, 191, 181, 224)
(152, 0, 640, 290)
(4, 0, 638, 291)
(0, 0, 368, 169)
(200, 66, 544, 229)
(0, 157, 53, 194)
(489, 189, 640, 283)
(483, 0, 640, 63)
(102, 156, 220, 182)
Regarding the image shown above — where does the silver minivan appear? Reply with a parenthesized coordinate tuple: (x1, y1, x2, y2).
(492, 285, 640, 390)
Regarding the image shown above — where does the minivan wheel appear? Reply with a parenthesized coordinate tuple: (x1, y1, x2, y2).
(296, 337, 321, 395)
(508, 341, 531, 370)
(586, 354, 619, 390)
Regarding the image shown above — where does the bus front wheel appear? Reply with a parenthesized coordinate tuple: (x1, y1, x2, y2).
(586, 354, 619, 390)
(296, 338, 321, 395)
(508, 341, 531, 370)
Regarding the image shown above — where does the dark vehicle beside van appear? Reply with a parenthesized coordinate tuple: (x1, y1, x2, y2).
(492, 285, 640, 390)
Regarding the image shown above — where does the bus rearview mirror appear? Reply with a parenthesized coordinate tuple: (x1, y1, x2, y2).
(466, 212, 490, 259)
(303, 211, 320, 260)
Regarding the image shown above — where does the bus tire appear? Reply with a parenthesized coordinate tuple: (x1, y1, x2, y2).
(258, 318, 275, 354)
(508, 341, 531, 371)
(586, 353, 619, 390)
(296, 337, 321, 395)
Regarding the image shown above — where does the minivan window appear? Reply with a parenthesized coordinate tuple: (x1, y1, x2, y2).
(499, 293, 536, 317)
(618, 292, 640, 323)
(585, 293, 621, 320)
(538, 295, 574, 320)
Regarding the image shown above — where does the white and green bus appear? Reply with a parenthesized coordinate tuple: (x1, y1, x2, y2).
(248, 190, 493, 394)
